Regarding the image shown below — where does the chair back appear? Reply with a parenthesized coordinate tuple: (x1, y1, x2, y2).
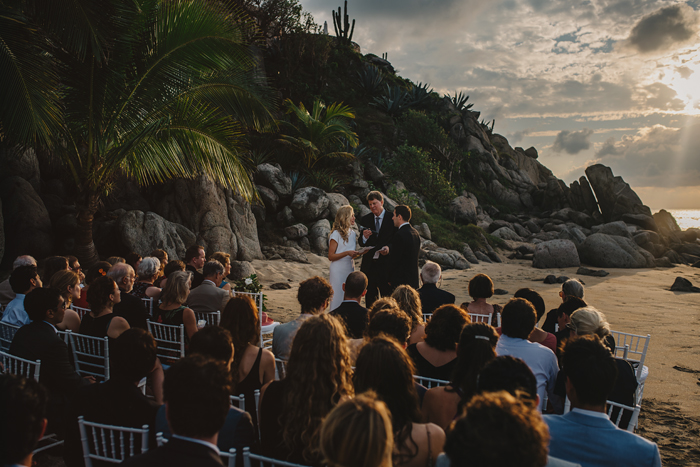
(0, 322, 20, 351)
(230, 393, 246, 412)
(469, 311, 501, 327)
(78, 416, 148, 466)
(422, 313, 433, 323)
(412, 375, 449, 389)
(0, 350, 41, 381)
(69, 331, 110, 381)
(70, 304, 91, 320)
(194, 310, 221, 326)
(147, 321, 185, 363)
(141, 297, 154, 316)
(609, 330, 650, 380)
(156, 433, 236, 467)
(274, 358, 288, 380)
(606, 400, 641, 432)
(242, 446, 310, 467)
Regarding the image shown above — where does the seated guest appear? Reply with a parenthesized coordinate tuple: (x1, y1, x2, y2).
(130, 257, 162, 299)
(271, 276, 333, 361)
(330, 271, 370, 339)
(81, 275, 130, 340)
(369, 296, 400, 318)
(514, 288, 557, 353)
(106, 256, 125, 265)
(65, 255, 85, 284)
(48, 270, 83, 332)
(210, 252, 232, 291)
(477, 355, 539, 404)
(542, 279, 585, 333)
(9, 288, 93, 437)
(73, 261, 112, 309)
(320, 391, 394, 467)
(461, 273, 501, 326)
(406, 304, 469, 381)
(150, 249, 168, 287)
(123, 355, 235, 467)
(496, 298, 558, 411)
(421, 323, 498, 430)
(126, 252, 143, 271)
(220, 295, 275, 433)
(107, 263, 149, 329)
(553, 297, 588, 351)
(544, 336, 661, 467)
(0, 255, 36, 305)
(156, 326, 256, 459)
(392, 285, 426, 345)
(418, 261, 455, 315)
(42, 256, 70, 285)
(354, 336, 445, 467)
(0, 373, 48, 467)
(260, 315, 352, 466)
(184, 244, 206, 289)
(64, 328, 162, 467)
(158, 259, 186, 290)
(152, 270, 198, 340)
(1, 265, 42, 326)
(187, 260, 230, 314)
(346, 305, 408, 363)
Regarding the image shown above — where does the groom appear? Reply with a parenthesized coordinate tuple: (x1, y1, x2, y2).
(379, 205, 421, 290)
(359, 191, 397, 308)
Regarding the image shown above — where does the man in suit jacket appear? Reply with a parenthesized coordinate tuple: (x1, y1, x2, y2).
(329, 271, 369, 339)
(107, 263, 150, 328)
(358, 191, 398, 308)
(184, 244, 206, 289)
(9, 288, 93, 437)
(122, 355, 235, 467)
(418, 261, 455, 315)
(378, 205, 420, 291)
(187, 260, 230, 314)
(544, 336, 661, 467)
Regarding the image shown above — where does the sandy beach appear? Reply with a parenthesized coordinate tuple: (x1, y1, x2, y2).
(253, 254, 700, 466)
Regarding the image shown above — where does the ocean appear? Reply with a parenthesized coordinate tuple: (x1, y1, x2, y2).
(667, 209, 700, 230)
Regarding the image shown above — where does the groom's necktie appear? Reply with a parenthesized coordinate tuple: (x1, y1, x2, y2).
(375, 216, 381, 232)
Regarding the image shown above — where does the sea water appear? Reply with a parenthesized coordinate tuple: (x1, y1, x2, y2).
(668, 210, 700, 230)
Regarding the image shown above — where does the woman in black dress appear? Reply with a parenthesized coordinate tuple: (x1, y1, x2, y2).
(152, 270, 197, 339)
(81, 275, 130, 340)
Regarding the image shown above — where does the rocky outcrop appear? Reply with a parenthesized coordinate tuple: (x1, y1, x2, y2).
(585, 165, 651, 223)
(532, 239, 580, 269)
(448, 193, 478, 224)
(308, 219, 331, 254)
(0, 147, 41, 192)
(256, 164, 292, 198)
(326, 193, 350, 220)
(117, 211, 196, 261)
(290, 187, 330, 222)
(653, 209, 681, 237)
(578, 233, 655, 268)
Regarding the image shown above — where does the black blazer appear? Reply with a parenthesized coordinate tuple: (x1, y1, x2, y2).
(418, 283, 456, 315)
(114, 288, 150, 329)
(186, 265, 205, 289)
(358, 209, 397, 276)
(330, 301, 369, 339)
(388, 224, 421, 289)
(121, 437, 224, 467)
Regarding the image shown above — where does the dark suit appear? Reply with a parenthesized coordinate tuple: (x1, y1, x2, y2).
(10, 320, 90, 436)
(186, 265, 205, 289)
(114, 288, 149, 329)
(121, 436, 224, 467)
(387, 223, 421, 290)
(418, 283, 456, 315)
(329, 301, 369, 339)
(358, 209, 397, 307)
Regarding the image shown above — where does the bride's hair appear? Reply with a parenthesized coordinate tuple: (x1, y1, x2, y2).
(332, 205, 354, 242)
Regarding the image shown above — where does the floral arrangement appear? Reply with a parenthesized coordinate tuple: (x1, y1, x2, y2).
(233, 274, 267, 311)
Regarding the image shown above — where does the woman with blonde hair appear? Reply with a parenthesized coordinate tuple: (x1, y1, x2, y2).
(328, 205, 361, 311)
(321, 391, 394, 467)
(260, 314, 354, 466)
(48, 269, 82, 332)
(152, 270, 197, 339)
(392, 285, 426, 345)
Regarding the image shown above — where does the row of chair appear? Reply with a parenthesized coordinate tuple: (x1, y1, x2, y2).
(422, 311, 502, 327)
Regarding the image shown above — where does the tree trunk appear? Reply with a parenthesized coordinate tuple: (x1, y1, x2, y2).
(75, 192, 100, 268)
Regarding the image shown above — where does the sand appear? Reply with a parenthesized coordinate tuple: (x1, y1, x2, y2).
(253, 254, 700, 466)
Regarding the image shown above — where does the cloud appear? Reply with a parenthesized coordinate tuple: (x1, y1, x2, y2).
(552, 128, 594, 154)
(643, 83, 686, 110)
(595, 137, 623, 157)
(507, 128, 533, 144)
(676, 65, 694, 79)
(625, 4, 700, 54)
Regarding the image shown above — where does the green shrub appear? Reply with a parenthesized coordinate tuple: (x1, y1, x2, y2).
(396, 109, 453, 151)
(411, 209, 504, 251)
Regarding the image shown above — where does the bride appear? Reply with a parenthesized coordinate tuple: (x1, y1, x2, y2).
(328, 205, 361, 311)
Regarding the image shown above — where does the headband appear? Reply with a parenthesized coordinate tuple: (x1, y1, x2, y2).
(475, 335, 490, 341)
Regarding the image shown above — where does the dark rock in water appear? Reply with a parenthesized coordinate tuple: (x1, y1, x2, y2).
(494, 288, 509, 295)
(577, 267, 609, 277)
(622, 213, 658, 232)
(653, 209, 681, 237)
(670, 277, 700, 293)
(654, 257, 674, 268)
(585, 164, 651, 223)
(270, 282, 292, 290)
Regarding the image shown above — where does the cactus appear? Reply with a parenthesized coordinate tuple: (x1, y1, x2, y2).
(332, 1, 355, 44)
(382, 52, 388, 60)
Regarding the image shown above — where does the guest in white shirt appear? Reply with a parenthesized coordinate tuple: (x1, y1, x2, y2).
(0, 255, 36, 306)
(495, 298, 559, 412)
(1, 265, 42, 327)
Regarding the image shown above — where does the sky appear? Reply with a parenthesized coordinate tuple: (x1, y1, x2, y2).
(301, 0, 700, 210)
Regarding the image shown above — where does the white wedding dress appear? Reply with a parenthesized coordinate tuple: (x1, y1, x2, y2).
(329, 229, 356, 311)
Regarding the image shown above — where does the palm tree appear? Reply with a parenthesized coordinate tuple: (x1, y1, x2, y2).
(279, 98, 358, 169)
(0, 0, 276, 266)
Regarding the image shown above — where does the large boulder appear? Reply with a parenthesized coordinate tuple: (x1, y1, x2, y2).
(622, 213, 658, 232)
(653, 209, 681, 237)
(117, 210, 196, 261)
(284, 223, 308, 240)
(578, 233, 655, 268)
(0, 176, 53, 266)
(0, 147, 41, 192)
(592, 221, 632, 238)
(448, 194, 478, 224)
(256, 185, 278, 213)
(256, 164, 292, 197)
(585, 164, 651, 222)
(532, 239, 581, 269)
(422, 248, 471, 270)
(308, 219, 331, 254)
(326, 193, 350, 220)
(229, 261, 256, 281)
(290, 187, 329, 222)
(491, 227, 523, 242)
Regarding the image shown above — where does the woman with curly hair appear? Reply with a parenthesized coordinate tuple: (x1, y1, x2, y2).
(328, 205, 361, 311)
(421, 323, 498, 429)
(260, 314, 354, 466)
(392, 285, 426, 345)
(220, 295, 274, 431)
(354, 336, 445, 467)
(407, 304, 470, 381)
